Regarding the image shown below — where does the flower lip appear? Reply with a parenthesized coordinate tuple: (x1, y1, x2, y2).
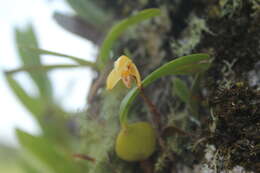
(106, 55, 141, 90)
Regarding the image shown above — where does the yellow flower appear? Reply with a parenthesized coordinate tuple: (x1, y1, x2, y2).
(106, 55, 141, 90)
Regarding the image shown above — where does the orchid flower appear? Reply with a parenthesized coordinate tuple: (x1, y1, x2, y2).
(106, 55, 141, 90)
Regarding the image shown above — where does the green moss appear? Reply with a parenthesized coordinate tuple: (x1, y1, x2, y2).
(219, 0, 243, 17)
(208, 82, 260, 172)
(171, 15, 211, 56)
(79, 84, 136, 173)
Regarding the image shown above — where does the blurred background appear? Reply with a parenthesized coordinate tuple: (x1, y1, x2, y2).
(0, 0, 97, 172)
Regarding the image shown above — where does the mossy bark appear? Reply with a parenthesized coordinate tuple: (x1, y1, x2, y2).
(79, 0, 260, 172)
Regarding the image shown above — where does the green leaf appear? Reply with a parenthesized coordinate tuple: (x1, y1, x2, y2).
(119, 53, 210, 123)
(23, 47, 98, 69)
(5, 69, 74, 146)
(66, 0, 111, 28)
(173, 78, 191, 104)
(53, 12, 104, 44)
(15, 25, 52, 99)
(16, 129, 82, 173)
(6, 74, 77, 148)
(97, 8, 161, 68)
(6, 64, 86, 74)
(5, 75, 45, 117)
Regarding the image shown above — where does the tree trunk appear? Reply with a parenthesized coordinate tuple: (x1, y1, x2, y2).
(76, 0, 260, 172)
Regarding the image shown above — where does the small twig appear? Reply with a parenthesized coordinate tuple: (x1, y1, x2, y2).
(73, 154, 96, 163)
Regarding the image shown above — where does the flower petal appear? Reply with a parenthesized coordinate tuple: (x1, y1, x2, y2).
(115, 55, 132, 74)
(130, 63, 142, 87)
(106, 68, 121, 90)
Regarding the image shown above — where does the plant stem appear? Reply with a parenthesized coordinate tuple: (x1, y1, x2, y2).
(139, 85, 194, 137)
(139, 86, 162, 132)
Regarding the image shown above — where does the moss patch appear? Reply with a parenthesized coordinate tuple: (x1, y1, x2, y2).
(208, 82, 260, 172)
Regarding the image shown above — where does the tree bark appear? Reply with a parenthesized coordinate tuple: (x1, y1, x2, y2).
(75, 0, 260, 173)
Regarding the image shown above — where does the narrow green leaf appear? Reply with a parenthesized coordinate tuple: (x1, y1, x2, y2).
(98, 8, 161, 68)
(169, 61, 211, 75)
(66, 0, 111, 28)
(173, 78, 191, 103)
(15, 25, 52, 98)
(119, 53, 210, 123)
(16, 129, 82, 173)
(6, 64, 85, 74)
(5, 69, 73, 145)
(5, 75, 45, 117)
(142, 54, 210, 79)
(23, 47, 98, 70)
(53, 12, 104, 44)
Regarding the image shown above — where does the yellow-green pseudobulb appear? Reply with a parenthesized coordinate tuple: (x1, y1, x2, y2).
(115, 122, 156, 162)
